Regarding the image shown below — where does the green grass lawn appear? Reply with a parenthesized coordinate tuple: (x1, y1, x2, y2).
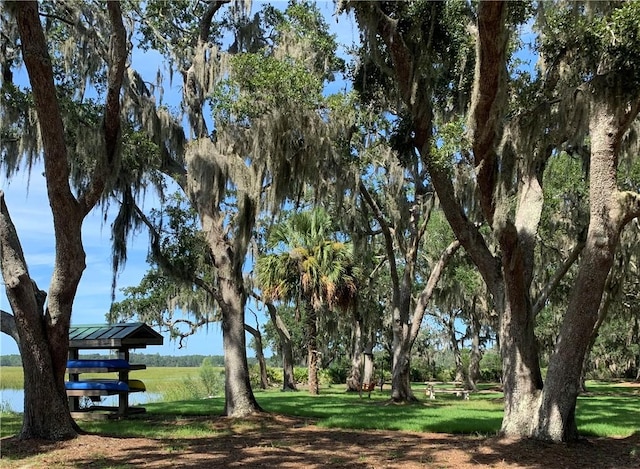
(1, 371, 637, 440)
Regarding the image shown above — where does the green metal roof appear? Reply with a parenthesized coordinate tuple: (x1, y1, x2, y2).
(69, 323, 163, 349)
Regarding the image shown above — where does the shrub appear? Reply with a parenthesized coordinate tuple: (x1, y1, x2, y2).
(435, 368, 454, 383)
(318, 368, 334, 385)
(294, 367, 308, 384)
(411, 358, 434, 382)
(325, 360, 349, 384)
(199, 358, 224, 397)
(162, 376, 205, 401)
(266, 366, 283, 384)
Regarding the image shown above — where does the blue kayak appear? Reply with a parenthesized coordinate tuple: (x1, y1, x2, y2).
(65, 380, 130, 392)
(67, 359, 130, 370)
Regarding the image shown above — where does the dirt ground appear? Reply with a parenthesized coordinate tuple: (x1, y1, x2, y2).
(1, 414, 639, 469)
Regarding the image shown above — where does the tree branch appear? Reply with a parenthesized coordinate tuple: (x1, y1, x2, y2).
(358, 181, 399, 295)
(132, 203, 222, 305)
(79, 0, 127, 213)
(0, 309, 20, 347)
(532, 239, 586, 316)
(0, 190, 42, 349)
(468, 1, 508, 227)
(409, 239, 462, 347)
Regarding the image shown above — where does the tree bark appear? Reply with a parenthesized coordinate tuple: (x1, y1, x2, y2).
(390, 270, 415, 402)
(0, 193, 76, 440)
(6, 0, 127, 440)
(306, 305, 319, 395)
(533, 85, 640, 441)
(362, 338, 376, 387)
(265, 302, 297, 391)
(346, 311, 363, 392)
(201, 213, 262, 417)
(465, 299, 482, 392)
(1, 309, 21, 348)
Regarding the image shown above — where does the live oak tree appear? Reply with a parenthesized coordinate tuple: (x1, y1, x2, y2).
(0, 1, 127, 440)
(111, 0, 348, 415)
(340, 39, 462, 401)
(108, 196, 271, 386)
(343, 0, 640, 441)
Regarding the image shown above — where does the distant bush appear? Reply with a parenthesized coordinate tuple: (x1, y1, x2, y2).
(0, 355, 22, 367)
(318, 368, 333, 385)
(266, 366, 283, 384)
(410, 357, 435, 382)
(435, 368, 454, 383)
(162, 375, 205, 401)
(479, 367, 502, 382)
(199, 358, 224, 397)
(293, 367, 308, 384)
(325, 360, 349, 384)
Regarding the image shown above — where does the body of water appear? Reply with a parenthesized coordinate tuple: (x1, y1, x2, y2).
(0, 389, 162, 413)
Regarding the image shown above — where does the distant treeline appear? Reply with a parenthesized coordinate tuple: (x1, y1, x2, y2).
(0, 353, 254, 368)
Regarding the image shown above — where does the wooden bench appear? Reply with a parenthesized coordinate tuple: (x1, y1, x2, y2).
(425, 384, 470, 400)
(359, 382, 377, 398)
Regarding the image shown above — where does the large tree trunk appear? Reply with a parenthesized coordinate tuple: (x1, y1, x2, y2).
(362, 338, 375, 386)
(533, 87, 640, 441)
(390, 289, 415, 402)
(220, 279, 262, 416)
(499, 300, 543, 437)
(0, 194, 76, 440)
(265, 302, 297, 391)
(307, 306, 319, 395)
(390, 343, 413, 401)
(200, 211, 262, 417)
(6, 0, 127, 440)
(346, 312, 363, 392)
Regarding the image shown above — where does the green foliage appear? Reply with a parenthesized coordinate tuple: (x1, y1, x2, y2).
(211, 0, 343, 124)
(267, 366, 284, 384)
(261, 305, 308, 365)
(539, 1, 640, 89)
(410, 357, 435, 382)
(109, 193, 218, 339)
(262, 0, 344, 81)
(293, 367, 309, 384)
(199, 358, 224, 397)
(212, 54, 323, 122)
(257, 208, 359, 312)
(431, 117, 468, 172)
(136, 0, 225, 55)
(324, 358, 350, 384)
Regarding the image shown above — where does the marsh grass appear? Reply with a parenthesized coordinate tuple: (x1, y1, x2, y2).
(0, 368, 22, 389)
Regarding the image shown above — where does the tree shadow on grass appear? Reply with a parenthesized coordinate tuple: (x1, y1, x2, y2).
(1, 414, 638, 469)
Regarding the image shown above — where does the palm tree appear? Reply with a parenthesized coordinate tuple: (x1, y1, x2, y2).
(257, 208, 358, 395)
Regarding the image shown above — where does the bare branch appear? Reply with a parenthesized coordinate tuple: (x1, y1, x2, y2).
(532, 239, 586, 316)
(358, 181, 401, 295)
(0, 309, 20, 347)
(409, 239, 462, 347)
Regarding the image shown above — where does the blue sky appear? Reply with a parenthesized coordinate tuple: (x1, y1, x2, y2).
(0, 1, 358, 359)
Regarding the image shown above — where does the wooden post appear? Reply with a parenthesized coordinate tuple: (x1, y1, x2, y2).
(118, 348, 130, 417)
(67, 348, 80, 412)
